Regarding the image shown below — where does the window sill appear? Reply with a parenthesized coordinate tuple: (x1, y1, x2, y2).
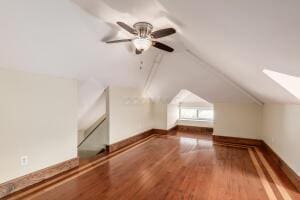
(178, 119, 214, 122)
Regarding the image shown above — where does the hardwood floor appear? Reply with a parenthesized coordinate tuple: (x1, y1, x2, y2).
(5, 132, 300, 200)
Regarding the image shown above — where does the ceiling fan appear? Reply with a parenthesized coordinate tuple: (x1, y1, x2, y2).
(105, 22, 176, 54)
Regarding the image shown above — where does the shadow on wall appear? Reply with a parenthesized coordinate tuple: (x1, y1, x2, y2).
(77, 88, 109, 158)
(78, 115, 108, 158)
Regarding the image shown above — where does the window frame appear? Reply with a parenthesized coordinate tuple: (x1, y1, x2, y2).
(179, 106, 214, 121)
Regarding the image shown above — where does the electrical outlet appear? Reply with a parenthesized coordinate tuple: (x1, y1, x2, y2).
(20, 156, 28, 166)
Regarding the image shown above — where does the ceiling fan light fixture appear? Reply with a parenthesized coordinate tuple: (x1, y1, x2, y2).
(132, 38, 152, 51)
(106, 21, 176, 54)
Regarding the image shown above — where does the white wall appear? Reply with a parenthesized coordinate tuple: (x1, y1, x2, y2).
(262, 104, 300, 176)
(214, 103, 262, 139)
(108, 86, 153, 144)
(0, 69, 77, 183)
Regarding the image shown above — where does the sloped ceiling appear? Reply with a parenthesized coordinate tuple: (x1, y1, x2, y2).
(0, 0, 158, 88)
(1, 0, 300, 105)
(181, 91, 213, 107)
(146, 51, 257, 103)
(170, 89, 213, 107)
(157, 0, 300, 104)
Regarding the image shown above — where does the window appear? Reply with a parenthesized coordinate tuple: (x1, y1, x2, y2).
(263, 69, 300, 100)
(180, 108, 198, 120)
(180, 107, 214, 121)
(197, 110, 214, 120)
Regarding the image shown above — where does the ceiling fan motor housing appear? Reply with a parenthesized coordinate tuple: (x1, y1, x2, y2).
(106, 21, 175, 53)
(133, 22, 153, 38)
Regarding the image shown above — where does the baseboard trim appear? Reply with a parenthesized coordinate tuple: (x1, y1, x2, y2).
(212, 135, 262, 146)
(5, 129, 298, 198)
(261, 141, 300, 192)
(106, 126, 181, 153)
(0, 157, 79, 198)
(212, 135, 299, 192)
(153, 126, 177, 135)
(167, 125, 178, 133)
(152, 129, 168, 135)
(106, 129, 153, 153)
(177, 125, 213, 133)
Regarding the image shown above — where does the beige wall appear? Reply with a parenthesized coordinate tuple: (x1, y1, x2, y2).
(0, 69, 77, 183)
(167, 103, 179, 129)
(152, 102, 167, 130)
(78, 90, 106, 144)
(262, 104, 300, 176)
(78, 90, 106, 133)
(214, 103, 262, 139)
(78, 118, 108, 154)
(108, 86, 153, 144)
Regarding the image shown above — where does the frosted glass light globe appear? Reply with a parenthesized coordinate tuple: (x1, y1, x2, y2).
(132, 38, 152, 51)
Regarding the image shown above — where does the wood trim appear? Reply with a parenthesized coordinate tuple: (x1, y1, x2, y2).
(260, 141, 300, 192)
(177, 125, 213, 133)
(154, 125, 213, 135)
(167, 125, 178, 133)
(4, 132, 299, 199)
(106, 126, 180, 153)
(248, 148, 277, 200)
(0, 157, 79, 198)
(5, 129, 298, 199)
(153, 125, 178, 135)
(152, 129, 168, 135)
(213, 135, 299, 192)
(10, 136, 156, 200)
(212, 135, 262, 146)
(254, 147, 293, 200)
(106, 129, 153, 153)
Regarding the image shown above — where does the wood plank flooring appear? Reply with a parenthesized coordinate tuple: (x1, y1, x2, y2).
(5, 132, 300, 200)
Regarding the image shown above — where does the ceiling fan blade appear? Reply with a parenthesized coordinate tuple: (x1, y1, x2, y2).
(117, 22, 137, 35)
(136, 49, 143, 54)
(106, 39, 132, 43)
(151, 28, 176, 39)
(152, 41, 174, 52)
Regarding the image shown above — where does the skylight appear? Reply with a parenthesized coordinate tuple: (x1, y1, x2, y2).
(263, 69, 300, 100)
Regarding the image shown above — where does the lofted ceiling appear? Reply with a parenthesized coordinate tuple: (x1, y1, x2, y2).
(0, 0, 158, 88)
(170, 89, 213, 107)
(181, 93, 211, 105)
(145, 51, 258, 104)
(1, 0, 300, 108)
(157, 0, 300, 104)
